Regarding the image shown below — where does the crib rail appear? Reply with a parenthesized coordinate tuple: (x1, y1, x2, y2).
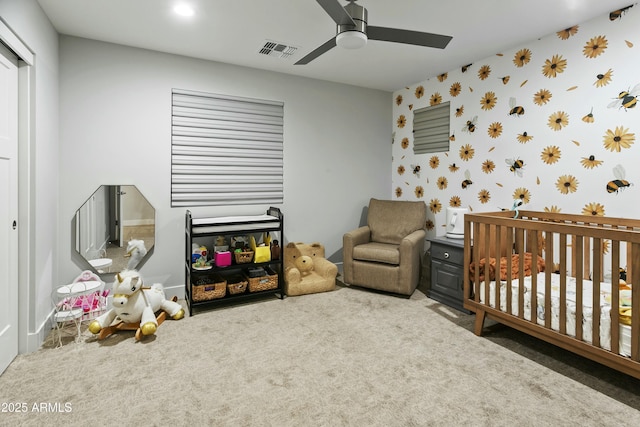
(463, 210, 640, 379)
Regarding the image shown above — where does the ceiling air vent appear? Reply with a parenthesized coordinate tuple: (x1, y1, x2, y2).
(259, 41, 298, 59)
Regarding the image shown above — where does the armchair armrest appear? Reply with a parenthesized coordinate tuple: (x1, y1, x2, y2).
(398, 229, 426, 291)
(399, 229, 426, 261)
(344, 226, 371, 248)
(400, 229, 426, 252)
(343, 226, 371, 284)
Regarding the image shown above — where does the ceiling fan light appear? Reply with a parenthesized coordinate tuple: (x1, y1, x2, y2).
(336, 31, 367, 49)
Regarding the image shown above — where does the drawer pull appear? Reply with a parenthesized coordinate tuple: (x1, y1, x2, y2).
(444, 252, 450, 259)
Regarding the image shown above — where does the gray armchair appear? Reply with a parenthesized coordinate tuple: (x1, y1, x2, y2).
(343, 198, 427, 296)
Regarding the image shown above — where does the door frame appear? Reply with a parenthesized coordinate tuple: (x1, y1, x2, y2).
(0, 19, 37, 354)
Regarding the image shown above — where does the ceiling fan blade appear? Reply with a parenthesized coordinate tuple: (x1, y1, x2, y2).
(295, 38, 337, 65)
(367, 26, 452, 49)
(315, 0, 356, 26)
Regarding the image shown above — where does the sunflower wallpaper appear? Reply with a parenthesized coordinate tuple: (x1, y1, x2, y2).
(392, 5, 639, 238)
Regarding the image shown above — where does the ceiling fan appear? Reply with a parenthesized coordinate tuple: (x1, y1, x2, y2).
(295, 0, 453, 65)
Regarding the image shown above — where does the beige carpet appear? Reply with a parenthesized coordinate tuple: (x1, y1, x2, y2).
(1, 283, 640, 426)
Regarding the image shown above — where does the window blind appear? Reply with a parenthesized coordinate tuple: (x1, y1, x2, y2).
(171, 89, 284, 207)
(412, 102, 450, 154)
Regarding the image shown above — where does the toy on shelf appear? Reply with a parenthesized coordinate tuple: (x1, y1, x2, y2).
(88, 269, 184, 341)
(250, 234, 271, 263)
(271, 239, 281, 261)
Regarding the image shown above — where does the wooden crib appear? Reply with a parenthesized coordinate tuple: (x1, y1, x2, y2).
(463, 210, 640, 379)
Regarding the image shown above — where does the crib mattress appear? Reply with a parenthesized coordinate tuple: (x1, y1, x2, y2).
(478, 273, 632, 356)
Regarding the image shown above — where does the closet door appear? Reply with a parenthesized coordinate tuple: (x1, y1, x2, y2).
(0, 42, 19, 375)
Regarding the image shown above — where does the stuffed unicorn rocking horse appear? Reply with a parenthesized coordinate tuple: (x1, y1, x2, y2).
(88, 269, 184, 340)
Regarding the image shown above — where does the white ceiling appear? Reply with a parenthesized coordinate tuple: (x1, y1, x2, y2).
(37, 0, 635, 92)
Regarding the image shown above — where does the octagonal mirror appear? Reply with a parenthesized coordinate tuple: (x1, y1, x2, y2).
(74, 185, 155, 275)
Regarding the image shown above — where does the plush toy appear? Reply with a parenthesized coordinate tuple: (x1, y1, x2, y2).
(88, 269, 184, 339)
(126, 239, 147, 269)
(284, 242, 338, 296)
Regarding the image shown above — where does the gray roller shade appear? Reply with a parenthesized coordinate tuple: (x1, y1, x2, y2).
(171, 89, 284, 207)
(413, 102, 450, 154)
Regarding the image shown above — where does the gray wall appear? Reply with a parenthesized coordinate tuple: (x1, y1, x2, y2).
(0, 0, 59, 351)
(58, 36, 391, 292)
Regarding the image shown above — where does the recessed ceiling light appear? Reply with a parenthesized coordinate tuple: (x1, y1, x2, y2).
(174, 3, 194, 17)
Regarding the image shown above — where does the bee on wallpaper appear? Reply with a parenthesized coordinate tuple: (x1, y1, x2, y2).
(606, 164, 633, 194)
(508, 97, 525, 117)
(461, 63, 473, 73)
(410, 164, 421, 178)
(461, 170, 473, 189)
(610, 5, 634, 21)
(608, 83, 640, 111)
(582, 108, 595, 123)
(462, 116, 478, 133)
(506, 158, 525, 177)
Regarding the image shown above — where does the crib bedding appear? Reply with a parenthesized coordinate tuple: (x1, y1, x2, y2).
(478, 272, 632, 357)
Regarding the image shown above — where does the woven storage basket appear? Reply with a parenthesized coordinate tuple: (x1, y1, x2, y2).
(226, 275, 248, 295)
(246, 266, 278, 292)
(234, 250, 254, 264)
(192, 274, 226, 301)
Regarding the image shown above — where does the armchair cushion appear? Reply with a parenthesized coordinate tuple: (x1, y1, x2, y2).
(352, 242, 399, 265)
(368, 198, 427, 244)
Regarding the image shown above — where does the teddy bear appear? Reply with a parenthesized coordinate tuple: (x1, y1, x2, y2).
(284, 242, 338, 296)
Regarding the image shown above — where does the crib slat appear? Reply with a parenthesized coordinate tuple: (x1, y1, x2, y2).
(611, 240, 620, 355)
(575, 235, 584, 342)
(495, 225, 502, 310)
(545, 233, 553, 329)
(506, 227, 514, 315)
(471, 220, 481, 303)
(584, 237, 591, 280)
(592, 237, 601, 348)
(631, 242, 640, 361)
(559, 234, 567, 335)
(530, 230, 539, 326)
(626, 234, 633, 284)
(515, 228, 525, 320)
(483, 224, 491, 306)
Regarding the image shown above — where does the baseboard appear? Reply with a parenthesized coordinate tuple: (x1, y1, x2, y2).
(21, 309, 55, 354)
(163, 284, 185, 301)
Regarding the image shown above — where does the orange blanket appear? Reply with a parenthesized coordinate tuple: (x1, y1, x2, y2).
(469, 253, 545, 282)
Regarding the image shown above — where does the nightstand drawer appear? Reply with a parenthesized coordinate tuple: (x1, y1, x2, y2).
(431, 260, 463, 299)
(430, 242, 464, 265)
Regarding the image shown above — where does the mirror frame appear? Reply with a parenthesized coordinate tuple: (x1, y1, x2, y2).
(71, 185, 155, 279)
